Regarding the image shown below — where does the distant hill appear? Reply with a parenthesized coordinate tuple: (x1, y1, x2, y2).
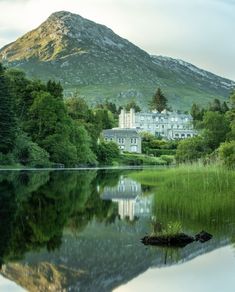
(0, 11, 234, 109)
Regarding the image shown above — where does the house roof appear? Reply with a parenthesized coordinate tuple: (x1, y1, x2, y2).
(102, 128, 140, 136)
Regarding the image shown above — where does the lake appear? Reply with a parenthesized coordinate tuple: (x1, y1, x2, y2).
(0, 166, 235, 292)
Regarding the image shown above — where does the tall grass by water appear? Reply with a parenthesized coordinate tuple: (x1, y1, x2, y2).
(130, 164, 235, 236)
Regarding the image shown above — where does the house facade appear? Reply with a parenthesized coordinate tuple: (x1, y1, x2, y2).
(119, 108, 196, 140)
(102, 128, 142, 153)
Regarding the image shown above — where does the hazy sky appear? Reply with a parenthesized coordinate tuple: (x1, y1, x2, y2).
(0, 0, 234, 80)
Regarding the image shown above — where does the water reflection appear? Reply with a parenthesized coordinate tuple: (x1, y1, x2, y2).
(0, 169, 234, 292)
(102, 176, 153, 221)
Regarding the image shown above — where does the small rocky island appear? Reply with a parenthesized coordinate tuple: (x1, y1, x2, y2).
(141, 231, 212, 248)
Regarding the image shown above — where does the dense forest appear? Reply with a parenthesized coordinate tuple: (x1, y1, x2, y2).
(175, 94, 235, 167)
(0, 64, 122, 167)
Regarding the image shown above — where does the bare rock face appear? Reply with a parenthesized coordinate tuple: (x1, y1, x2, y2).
(1, 262, 85, 292)
(0, 11, 234, 109)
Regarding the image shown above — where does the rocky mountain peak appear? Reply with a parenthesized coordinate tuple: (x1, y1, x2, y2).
(0, 11, 234, 109)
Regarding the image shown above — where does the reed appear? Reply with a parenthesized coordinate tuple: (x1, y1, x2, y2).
(130, 164, 235, 235)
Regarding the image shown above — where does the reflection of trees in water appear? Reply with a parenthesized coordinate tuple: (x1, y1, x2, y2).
(0, 170, 122, 268)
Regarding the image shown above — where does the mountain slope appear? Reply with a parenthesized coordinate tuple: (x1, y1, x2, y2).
(0, 11, 234, 109)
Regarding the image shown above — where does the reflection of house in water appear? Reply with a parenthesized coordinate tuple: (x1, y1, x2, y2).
(101, 176, 153, 221)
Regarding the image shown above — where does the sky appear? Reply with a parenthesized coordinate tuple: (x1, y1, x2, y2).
(0, 0, 234, 80)
(115, 246, 235, 292)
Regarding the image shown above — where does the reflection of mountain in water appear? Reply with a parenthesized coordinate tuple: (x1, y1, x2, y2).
(1, 221, 230, 292)
(102, 176, 153, 221)
(0, 170, 234, 292)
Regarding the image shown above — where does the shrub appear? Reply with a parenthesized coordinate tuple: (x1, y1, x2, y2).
(160, 155, 174, 165)
(13, 134, 50, 167)
(96, 141, 120, 165)
(176, 136, 209, 163)
(218, 141, 235, 168)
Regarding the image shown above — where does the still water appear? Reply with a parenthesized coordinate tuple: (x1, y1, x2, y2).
(0, 167, 235, 292)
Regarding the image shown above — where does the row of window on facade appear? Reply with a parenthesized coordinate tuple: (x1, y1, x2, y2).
(119, 138, 137, 144)
(138, 116, 189, 122)
(174, 133, 194, 138)
(105, 137, 138, 144)
(117, 185, 139, 192)
(137, 123, 191, 129)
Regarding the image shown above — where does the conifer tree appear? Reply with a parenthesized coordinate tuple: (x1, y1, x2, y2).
(0, 64, 16, 154)
(150, 88, 168, 112)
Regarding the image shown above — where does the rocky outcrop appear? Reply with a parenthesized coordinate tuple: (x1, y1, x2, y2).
(0, 11, 234, 109)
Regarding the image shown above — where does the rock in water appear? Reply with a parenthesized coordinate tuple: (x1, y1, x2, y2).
(141, 233, 195, 248)
(195, 231, 213, 243)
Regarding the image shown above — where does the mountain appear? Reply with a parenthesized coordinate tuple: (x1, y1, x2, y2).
(0, 11, 234, 109)
(0, 224, 229, 292)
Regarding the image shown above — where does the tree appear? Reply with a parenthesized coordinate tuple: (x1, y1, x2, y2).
(190, 103, 205, 126)
(125, 101, 141, 112)
(94, 108, 115, 130)
(209, 98, 222, 113)
(13, 133, 50, 167)
(149, 88, 168, 112)
(176, 136, 208, 163)
(46, 80, 63, 99)
(0, 64, 16, 154)
(229, 90, 235, 109)
(221, 101, 229, 114)
(202, 111, 230, 150)
(70, 121, 97, 166)
(66, 96, 93, 122)
(218, 141, 235, 168)
(96, 141, 120, 165)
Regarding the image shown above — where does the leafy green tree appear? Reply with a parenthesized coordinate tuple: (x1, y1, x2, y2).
(149, 88, 168, 112)
(202, 111, 230, 150)
(190, 103, 205, 126)
(66, 96, 92, 121)
(46, 80, 63, 99)
(218, 141, 235, 168)
(96, 141, 120, 165)
(13, 133, 50, 167)
(176, 136, 209, 163)
(26, 91, 70, 142)
(6, 69, 47, 122)
(70, 121, 97, 165)
(0, 64, 16, 154)
(94, 108, 115, 130)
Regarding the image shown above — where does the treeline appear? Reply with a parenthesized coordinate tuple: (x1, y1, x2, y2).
(0, 64, 121, 167)
(176, 95, 235, 167)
